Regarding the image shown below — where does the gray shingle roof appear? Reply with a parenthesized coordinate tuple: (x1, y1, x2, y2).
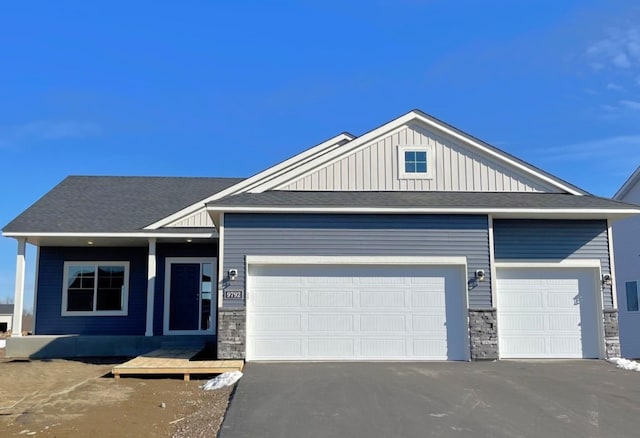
(3, 176, 244, 233)
(206, 191, 639, 211)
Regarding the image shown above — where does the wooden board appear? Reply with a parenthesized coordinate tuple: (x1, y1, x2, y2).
(112, 347, 244, 381)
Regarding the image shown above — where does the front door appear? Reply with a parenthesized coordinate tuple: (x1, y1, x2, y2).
(164, 258, 216, 335)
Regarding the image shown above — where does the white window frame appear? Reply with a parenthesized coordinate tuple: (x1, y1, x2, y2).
(61, 261, 130, 316)
(398, 145, 434, 179)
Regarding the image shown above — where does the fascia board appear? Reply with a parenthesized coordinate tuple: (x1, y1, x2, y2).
(257, 111, 584, 195)
(206, 205, 640, 219)
(613, 165, 640, 200)
(2, 231, 217, 238)
(143, 132, 354, 230)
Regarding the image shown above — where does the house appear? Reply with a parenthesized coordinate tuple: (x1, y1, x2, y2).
(613, 166, 640, 358)
(3, 109, 639, 360)
(0, 304, 13, 333)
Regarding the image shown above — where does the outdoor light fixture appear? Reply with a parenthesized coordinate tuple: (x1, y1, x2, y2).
(228, 269, 238, 281)
(475, 269, 486, 282)
(602, 274, 613, 286)
(87, 241, 94, 245)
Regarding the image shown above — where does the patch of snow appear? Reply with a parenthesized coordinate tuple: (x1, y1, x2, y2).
(201, 370, 243, 390)
(608, 357, 640, 371)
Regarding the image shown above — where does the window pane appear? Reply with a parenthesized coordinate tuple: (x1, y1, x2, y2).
(405, 151, 415, 162)
(416, 162, 427, 173)
(415, 151, 427, 161)
(67, 289, 94, 311)
(405, 162, 416, 173)
(626, 281, 639, 312)
(96, 265, 124, 311)
(68, 266, 94, 289)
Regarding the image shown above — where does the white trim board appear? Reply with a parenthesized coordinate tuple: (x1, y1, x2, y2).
(163, 257, 217, 336)
(246, 255, 468, 266)
(207, 205, 640, 219)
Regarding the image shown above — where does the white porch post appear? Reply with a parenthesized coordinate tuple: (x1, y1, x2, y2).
(12, 238, 26, 337)
(145, 238, 157, 336)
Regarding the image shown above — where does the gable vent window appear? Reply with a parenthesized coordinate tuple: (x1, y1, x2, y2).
(398, 145, 434, 179)
(626, 281, 639, 312)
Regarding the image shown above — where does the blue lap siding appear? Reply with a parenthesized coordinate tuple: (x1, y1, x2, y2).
(223, 213, 492, 308)
(35, 247, 147, 335)
(493, 219, 614, 308)
(35, 243, 217, 336)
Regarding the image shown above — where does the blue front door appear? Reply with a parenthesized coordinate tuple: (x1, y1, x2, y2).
(169, 263, 200, 331)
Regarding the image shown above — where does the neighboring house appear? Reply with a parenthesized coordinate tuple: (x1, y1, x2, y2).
(0, 304, 13, 333)
(3, 109, 640, 361)
(613, 166, 640, 358)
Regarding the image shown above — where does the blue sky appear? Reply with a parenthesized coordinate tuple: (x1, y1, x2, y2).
(2, 0, 640, 309)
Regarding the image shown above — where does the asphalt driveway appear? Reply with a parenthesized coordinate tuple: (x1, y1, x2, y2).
(219, 360, 640, 438)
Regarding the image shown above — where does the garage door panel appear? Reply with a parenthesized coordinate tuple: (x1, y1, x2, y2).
(497, 267, 600, 359)
(412, 315, 446, 331)
(253, 314, 301, 332)
(308, 314, 354, 332)
(253, 339, 301, 358)
(360, 291, 405, 308)
(411, 290, 446, 307)
(253, 290, 301, 307)
(247, 264, 468, 361)
(361, 339, 407, 357)
(308, 290, 354, 307)
(308, 339, 355, 357)
(360, 315, 406, 332)
(500, 314, 545, 332)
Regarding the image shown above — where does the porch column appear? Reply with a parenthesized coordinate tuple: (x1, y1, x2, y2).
(145, 238, 157, 336)
(12, 238, 26, 337)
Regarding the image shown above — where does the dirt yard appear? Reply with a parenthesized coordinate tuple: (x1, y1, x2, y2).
(0, 354, 233, 437)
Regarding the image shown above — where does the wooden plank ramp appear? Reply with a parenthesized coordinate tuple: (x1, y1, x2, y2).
(112, 347, 244, 381)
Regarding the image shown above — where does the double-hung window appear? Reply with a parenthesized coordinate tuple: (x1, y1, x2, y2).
(62, 262, 129, 316)
(398, 145, 434, 179)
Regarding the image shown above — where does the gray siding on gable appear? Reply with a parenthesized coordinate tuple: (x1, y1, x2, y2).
(277, 123, 559, 193)
(223, 213, 491, 308)
(493, 219, 614, 308)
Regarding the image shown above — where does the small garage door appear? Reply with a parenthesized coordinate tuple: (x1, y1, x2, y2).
(246, 264, 468, 361)
(496, 267, 601, 358)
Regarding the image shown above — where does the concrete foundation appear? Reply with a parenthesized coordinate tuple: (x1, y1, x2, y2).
(5, 335, 215, 359)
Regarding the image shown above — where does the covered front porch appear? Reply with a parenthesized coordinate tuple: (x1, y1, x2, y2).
(5, 231, 222, 358)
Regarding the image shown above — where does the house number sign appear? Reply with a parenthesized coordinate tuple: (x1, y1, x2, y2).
(224, 289, 244, 300)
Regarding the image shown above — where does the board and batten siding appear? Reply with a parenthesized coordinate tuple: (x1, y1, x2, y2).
(493, 219, 614, 308)
(165, 209, 215, 228)
(223, 213, 491, 308)
(35, 247, 148, 335)
(276, 123, 559, 193)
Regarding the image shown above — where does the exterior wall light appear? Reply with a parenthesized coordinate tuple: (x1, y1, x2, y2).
(475, 269, 486, 282)
(228, 269, 238, 281)
(602, 274, 613, 286)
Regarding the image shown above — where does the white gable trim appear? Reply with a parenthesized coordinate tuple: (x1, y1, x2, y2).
(614, 165, 640, 200)
(252, 111, 585, 195)
(143, 132, 355, 229)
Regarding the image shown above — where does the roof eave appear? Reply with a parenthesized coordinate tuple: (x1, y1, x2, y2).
(205, 205, 640, 220)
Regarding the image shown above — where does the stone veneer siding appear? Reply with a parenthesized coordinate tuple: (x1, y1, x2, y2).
(603, 309, 621, 358)
(468, 309, 498, 360)
(217, 308, 246, 359)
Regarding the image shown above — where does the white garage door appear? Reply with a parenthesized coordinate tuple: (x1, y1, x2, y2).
(246, 264, 468, 361)
(496, 267, 600, 359)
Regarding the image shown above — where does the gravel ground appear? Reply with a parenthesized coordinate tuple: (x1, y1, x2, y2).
(172, 386, 234, 438)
